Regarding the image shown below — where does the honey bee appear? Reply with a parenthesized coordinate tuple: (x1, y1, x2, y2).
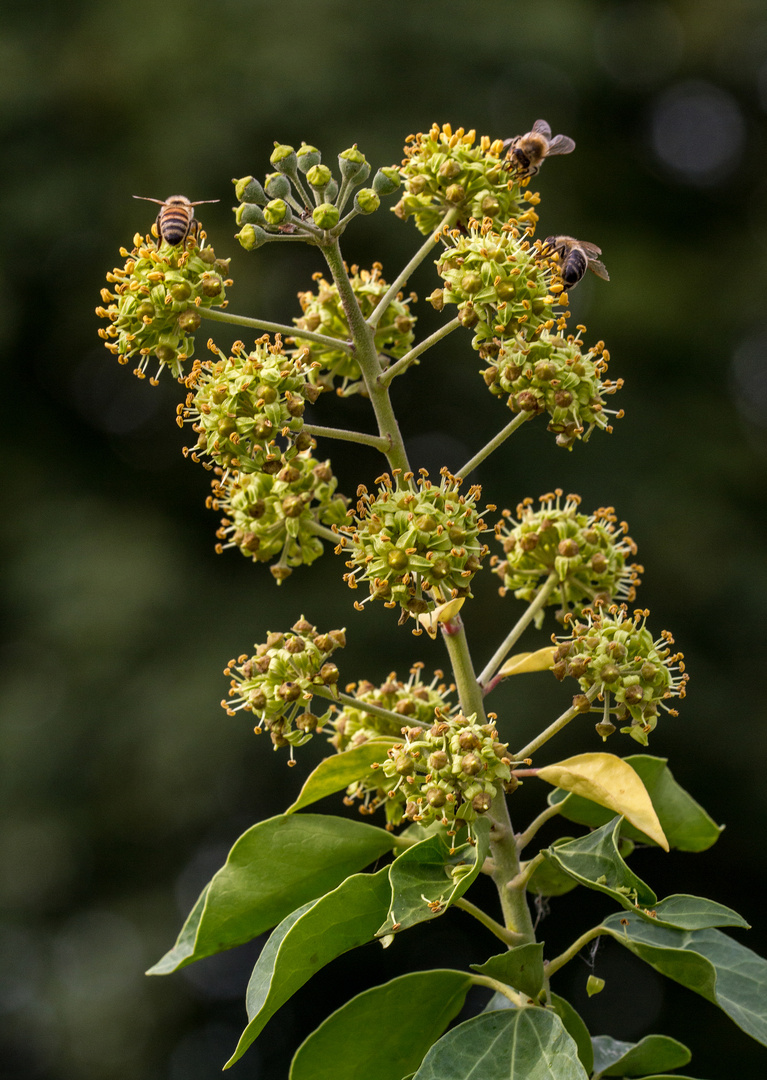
(542, 235, 610, 288)
(503, 119, 575, 178)
(132, 194, 220, 245)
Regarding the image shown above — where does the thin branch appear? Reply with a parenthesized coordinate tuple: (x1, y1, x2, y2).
(509, 851, 546, 891)
(301, 423, 389, 452)
(200, 306, 353, 353)
(310, 685, 414, 731)
(368, 208, 459, 331)
(378, 317, 462, 389)
(477, 571, 560, 690)
(515, 804, 563, 855)
(304, 520, 348, 546)
(455, 412, 532, 480)
(453, 898, 524, 947)
(512, 684, 600, 761)
(469, 974, 527, 1008)
(545, 925, 609, 979)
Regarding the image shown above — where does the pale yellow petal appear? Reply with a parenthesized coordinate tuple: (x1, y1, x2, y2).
(498, 646, 557, 678)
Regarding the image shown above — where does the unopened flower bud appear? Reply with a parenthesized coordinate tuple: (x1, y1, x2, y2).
(372, 167, 401, 195)
(264, 199, 289, 226)
(313, 203, 340, 229)
(270, 143, 297, 174)
(306, 164, 333, 189)
(264, 172, 291, 198)
(233, 176, 267, 204)
(354, 188, 380, 214)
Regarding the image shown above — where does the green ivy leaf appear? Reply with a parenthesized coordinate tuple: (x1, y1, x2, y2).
(471, 942, 545, 999)
(541, 817, 657, 911)
(548, 755, 723, 851)
(377, 817, 490, 936)
(285, 741, 397, 813)
(289, 970, 473, 1080)
(225, 868, 392, 1068)
(550, 993, 593, 1075)
(591, 1033, 691, 1076)
(148, 814, 393, 974)
(411, 1007, 589, 1079)
(648, 895, 749, 932)
(602, 913, 767, 1046)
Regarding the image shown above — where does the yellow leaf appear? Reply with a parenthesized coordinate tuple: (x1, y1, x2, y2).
(417, 597, 465, 639)
(498, 647, 556, 678)
(537, 752, 669, 851)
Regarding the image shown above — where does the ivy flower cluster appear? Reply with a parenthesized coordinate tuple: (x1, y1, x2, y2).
(552, 605, 689, 745)
(395, 122, 534, 234)
(210, 454, 348, 582)
(222, 618, 346, 754)
(379, 714, 513, 836)
(233, 141, 401, 251)
(178, 336, 320, 474)
(341, 469, 490, 616)
(493, 490, 641, 621)
(96, 232, 231, 382)
(292, 265, 416, 395)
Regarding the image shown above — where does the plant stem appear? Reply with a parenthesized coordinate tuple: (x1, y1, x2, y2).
(378, 316, 462, 389)
(301, 423, 389, 452)
(453, 898, 523, 946)
(310, 685, 412, 730)
(455, 412, 532, 480)
(511, 851, 545, 891)
(515, 804, 562, 855)
(469, 974, 527, 1008)
(322, 239, 410, 473)
(545, 925, 608, 979)
(477, 571, 560, 691)
(304, 520, 347, 546)
(200, 306, 352, 353)
(512, 685, 600, 760)
(368, 208, 460, 332)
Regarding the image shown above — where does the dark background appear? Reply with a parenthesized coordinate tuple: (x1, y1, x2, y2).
(2, 1, 767, 1077)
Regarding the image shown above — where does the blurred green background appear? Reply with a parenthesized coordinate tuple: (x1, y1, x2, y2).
(2, 0, 767, 1076)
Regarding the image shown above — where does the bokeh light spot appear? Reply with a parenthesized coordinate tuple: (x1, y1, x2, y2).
(650, 80, 745, 184)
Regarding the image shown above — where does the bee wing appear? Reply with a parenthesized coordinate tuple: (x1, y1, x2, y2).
(546, 134, 576, 156)
(189, 199, 221, 206)
(578, 241, 602, 258)
(587, 258, 610, 282)
(133, 196, 166, 205)
(502, 136, 518, 149)
(531, 119, 552, 138)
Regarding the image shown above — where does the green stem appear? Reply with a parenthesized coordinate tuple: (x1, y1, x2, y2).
(368, 208, 460, 331)
(511, 851, 545, 891)
(453, 897, 524, 947)
(455, 412, 532, 480)
(545, 925, 608, 979)
(378, 317, 462, 389)
(469, 974, 527, 1008)
(200, 306, 352, 353)
(322, 239, 410, 473)
(477, 571, 560, 691)
(311, 685, 413, 731)
(301, 423, 389, 452)
(304, 520, 347, 546)
(515, 804, 562, 855)
(512, 685, 600, 761)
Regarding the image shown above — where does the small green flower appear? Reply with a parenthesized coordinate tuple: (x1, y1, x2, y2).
(97, 232, 231, 383)
(552, 605, 689, 745)
(222, 617, 346, 758)
(340, 469, 489, 616)
(394, 122, 533, 235)
(292, 265, 415, 394)
(179, 335, 320, 475)
(211, 453, 348, 581)
(494, 490, 641, 622)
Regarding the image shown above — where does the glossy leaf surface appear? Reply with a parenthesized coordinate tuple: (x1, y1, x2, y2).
(285, 741, 396, 814)
(471, 942, 545, 999)
(289, 969, 472, 1080)
(148, 814, 393, 974)
(549, 993, 594, 1074)
(591, 1033, 691, 1076)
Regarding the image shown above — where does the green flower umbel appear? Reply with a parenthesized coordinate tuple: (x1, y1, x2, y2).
(292, 265, 415, 395)
(222, 617, 345, 758)
(340, 469, 490, 616)
(552, 605, 688, 746)
(494, 490, 641, 622)
(97, 231, 231, 383)
(395, 123, 534, 234)
(211, 453, 348, 582)
(179, 335, 320, 474)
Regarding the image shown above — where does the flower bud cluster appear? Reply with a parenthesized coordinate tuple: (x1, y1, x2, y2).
(553, 605, 689, 745)
(210, 453, 348, 582)
(178, 336, 320, 474)
(340, 469, 490, 615)
(481, 330, 623, 448)
(233, 141, 400, 250)
(493, 491, 641, 622)
(329, 665, 455, 753)
(395, 123, 532, 235)
(222, 617, 345, 755)
(97, 232, 231, 383)
(292, 265, 415, 395)
(380, 714, 513, 835)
